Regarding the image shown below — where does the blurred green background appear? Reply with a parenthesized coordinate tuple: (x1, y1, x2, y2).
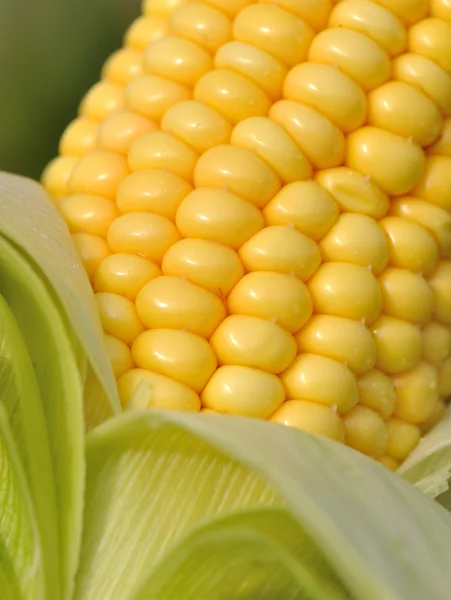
(0, 0, 141, 181)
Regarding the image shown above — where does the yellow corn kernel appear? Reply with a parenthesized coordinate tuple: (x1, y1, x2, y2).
(97, 111, 157, 155)
(210, 315, 297, 374)
(107, 212, 180, 263)
(392, 53, 451, 116)
(270, 100, 345, 169)
(328, 1, 407, 57)
(438, 356, 451, 397)
(175, 188, 264, 250)
(59, 118, 98, 157)
(230, 117, 312, 183)
(143, 0, 188, 18)
(169, 2, 232, 52)
(161, 238, 244, 297)
(427, 118, 451, 156)
(372, 0, 428, 25)
(79, 81, 125, 121)
(270, 400, 345, 443)
(59, 194, 119, 238)
(371, 315, 423, 374)
(389, 196, 451, 257)
(41, 156, 79, 198)
(280, 353, 359, 414)
(125, 75, 191, 121)
(421, 399, 446, 433)
(135, 276, 226, 338)
(128, 131, 198, 182)
(104, 334, 135, 379)
(72, 233, 109, 281)
(201, 0, 254, 18)
(68, 151, 129, 200)
(308, 262, 382, 324)
(95, 292, 144, 345)
(193, 145, 281, 208)
(378, 455, 400, 471)
(319, 214, 389, 275)
(422, 322, 451, 365)
(125, 16, 168, 50)
(308, 28, 391, 91)
(263, 181, 338, 242)
(93, 254, 161, 301)
(118, 368, 201, 412)
(116, 170, 192, 220)
(161, 101, 232, 153)
(386, 418, 422, 461)
(296, 315, 376, 375)
(428, 261, 451, 325)
(408, 18, 451, 74)
(215, 41, 287, 100)
(194, 69, 271, 124)
(233, 4, 315, 68)
(227, 272, 313, 334)
(343, 406, 388, 458)
(238, 226, 321, 282)
(378, 268, 434, 325)
(315, 167, 390, 219)
(393, 361, 439, 424)
(284, 62, 366, 133)
(259, 0, 331, 32)
(357, 369, 396, 420)
(346, 127, 425, 196)
(367, 81, 442, 147)
(102, 48, 144, 86)
(380, 216, 439, 276)
(431, 0, 451, 21)
(413, 156, 451, 211)
(131, 329, 217, 392)
(201, 365, 285, 418)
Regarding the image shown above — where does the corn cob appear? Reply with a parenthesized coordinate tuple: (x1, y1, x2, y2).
(42, 0, 451, 469)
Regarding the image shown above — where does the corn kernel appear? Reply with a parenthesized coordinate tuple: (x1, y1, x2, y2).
(118, 368, 201, 412)
(41, 156, 79, 198)
(59, 118, 98, 157)
(238, 225, 321, 282)
(97, 110, 157, 155)
(371, 315, 423, 374)
(201, 365, 285, 418)
(372, 0, 428, 25)
(378, 456, 400, 471)
(378, 268, 434, 325)
(263, 180, 339, 241)
(343, 406, 388, 458)
(431, 0, 451, 21)
(194, 145, 281, 208)
(210, 315, 297, 374)
(102, 48, 144, 86)
(107, 212, 180, 263)
(422, 322, 451, 365)
(308, 262, 382, 324)
(143, 0, 188, 18)
(283, 62, 366, 133)
(79, 82, 125, 121)
(135, 276, 226, 338)
(438, 356, 451, 396)
(59, 194, 119, 237)
(125, 75, 191, 121)
(427, 117, 451, 156)
(413, 156, 451, 211)
(421, 399, 446, 433)
(161, 238, 244, 297)
(281, 353, 359, 414)
(428, 261, 451, 325)
(259, 0, 331, 32)
(408, 18, 451, 74)
(227, 271, 313, 333)
(69, 151, 129, 200)
(125, 15, 168, 50)
(270, 100, 345, 169)
(175, 188, 264, 249)
(104, 334, 135, 379)
(270, 400, 345, 443)
(202, 0, 254, 18)
(116, 170, 192, 220)
(328, 1, 407, 57)
(131, 329, 217, 392)
(393, 361, 438, 424)
(72, 233, 109, 281)
(169, 2, 232, 52)
(319, 214, 389, 275)
(93, 253, 161, 301)
(357, 369, 396, 419)
(386, 418, 421, 461)
(96, 292, 144, 345)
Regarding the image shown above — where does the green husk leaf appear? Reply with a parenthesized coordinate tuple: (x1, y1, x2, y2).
(0, 293, 58, 599)
(0, 172, 120, 425)
(75, 411, 451, 600)
(0, 403, 44, 600)
(0, 236, 85, 600)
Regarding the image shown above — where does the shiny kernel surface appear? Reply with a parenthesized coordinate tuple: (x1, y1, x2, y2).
(280, 353, 359, 414)
(169, 2, 232, 52)
(428, 261, 451, 325)
(194, 145, 281, 208)
(270, 400, 345, 443)
(393, 362, 439, 424)
(427, 117, 451, 156)
(372, 0, 428, 25)
(283, 62, 366, 133)
(104, 334, 135, 379)
(431, 0, 451, 21)
(343, 406, 388, 458)
(259, 0, 331, 32)
(131, 329, 217, 392)
(413, 156, 451, 211)
(72, 233, 109, 281)
(79, 82, 125, 121)
(69, 151, 129, 200)
(97, 110, 157, 155)
(59, 194, 119, 237)
(42, 156, 79, 197)
(378, 268, 434, 324)
(201, 0, 254, 18)
(102, 48, 144, 86)
(371, 315, 423, 374)
(125, 15, 168, 50)
(408, 18, 451, 74)
(125, 75, 191, 121)
(96, 292, 144, 345)
(227, 271, 313, 333)
(422, 322, 451, 365)
(296, 315, 377, 375)
(201, 365, 285, 418)
(210, 315, 297, 374)
(162, 238, 244, 297)
(93, 253, 161, 301)
(357, 369, 396, 419)
(319, 214, 389, 274)
(386, 418, 421, 461)
(59, 118, 98, 157)
(238, 225, 321, 282)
